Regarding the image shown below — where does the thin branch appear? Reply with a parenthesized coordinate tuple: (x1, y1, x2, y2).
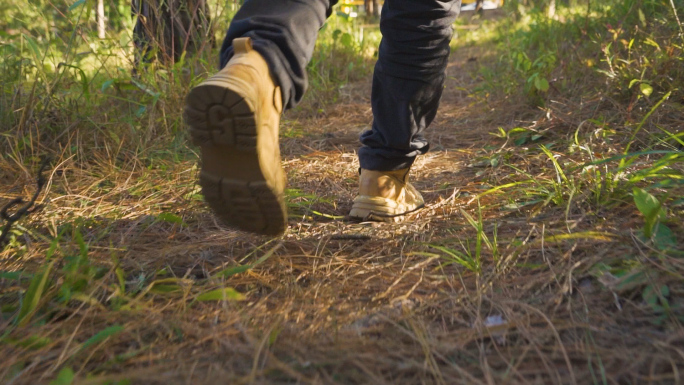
(0, 158, 51, 250)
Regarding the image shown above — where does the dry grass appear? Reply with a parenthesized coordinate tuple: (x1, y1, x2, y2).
(2, 14, 684, 385)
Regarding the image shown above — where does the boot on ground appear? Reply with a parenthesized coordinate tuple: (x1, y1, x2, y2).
(349, 168, 425, 222)
(184, 37, 287, 235)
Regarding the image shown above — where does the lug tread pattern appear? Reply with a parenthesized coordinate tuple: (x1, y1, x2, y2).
(184, 87, 257, 150)
(199, 173, 285, 235)
(184, 83, 286, 236)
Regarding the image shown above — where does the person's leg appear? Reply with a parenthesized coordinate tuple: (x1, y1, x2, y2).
(219, 0, 338, 110)
(350, 0, 461, 221)
(358, 0, 462, 171)
(185, 1, 336, 235)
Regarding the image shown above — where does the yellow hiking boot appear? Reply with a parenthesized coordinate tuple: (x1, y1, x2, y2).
(184, 37, 287, 235)
(349, 169, 425, 222)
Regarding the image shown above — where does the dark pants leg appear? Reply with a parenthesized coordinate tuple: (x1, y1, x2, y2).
(219, 0, 461, 170)
(219, 0, 338, 110)
(359, 0, 461, 171)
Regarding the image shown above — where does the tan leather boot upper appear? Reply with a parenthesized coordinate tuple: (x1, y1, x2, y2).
(184, 37, 287, 235)
(349, 168, 425, 222)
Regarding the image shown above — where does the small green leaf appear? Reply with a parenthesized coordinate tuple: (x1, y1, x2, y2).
(633, 188, 664, 238)
(340, 33, 353, 48)
(534, 77, 549, 92)
(638, 8, 647, 27)
(639, 83, 653, 97)
(49, 367, 74, 385)
(156, 212, 184, 225)
(130, 79, 160, 98)
(268, 327, 281, 346)
(68, 0, 86, 11)
(643, 284, 669, 310)
(22, 34, 42, 61)
(633, 188, 661, 218)
(101, 79, 114, 92)
(514, 135, 528, 146)
(79, 325, 124, 352)
(652, 224, 677, 252)
(196, 288, 244, 302)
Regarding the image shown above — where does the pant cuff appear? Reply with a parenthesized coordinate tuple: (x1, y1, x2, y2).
(358, 148, 416, 171)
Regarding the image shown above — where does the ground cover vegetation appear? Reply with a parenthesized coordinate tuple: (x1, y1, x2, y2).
(1, 0, 683, 383)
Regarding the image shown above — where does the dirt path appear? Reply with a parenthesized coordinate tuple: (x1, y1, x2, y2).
(1, 40, 682, 384)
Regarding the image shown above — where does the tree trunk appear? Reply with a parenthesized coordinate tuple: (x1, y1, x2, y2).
(371, 0, 380, 17)
(132, 0, 214, 65)
(548, 0, 557, 18)
(475, 0, 484, 15)
(97, 0, 106, 39)
(364, 0, 373, 17)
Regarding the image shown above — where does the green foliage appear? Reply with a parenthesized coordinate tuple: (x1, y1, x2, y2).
(49, 367, 75, 385)
(431, 244, 481, 273)
(303, 11, 379, 108)
(490, 126, 544, 146)
(472, 0, 683, 326)
(15, 234, 60, 326)
(421, 203, 500, 275)
(4, 221, 267, 328)
(1, 1, 681, 381)
(633, 187, 678, 252)
(286, 188, 344, 220)
(16, 260, 55, 326)
(471, 0, 683, 107)
(0, 0, 217, 163)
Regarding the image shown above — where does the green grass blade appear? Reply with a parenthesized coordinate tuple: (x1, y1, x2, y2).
(16, 260, 56, 326)
(49, 367, 74, 385)
(539, 145, 569, 184)
(195, 288, 245, 302)
(470, 180, 535, 202)
(79, 325, 124, 352)
(215, 241, 282, 278)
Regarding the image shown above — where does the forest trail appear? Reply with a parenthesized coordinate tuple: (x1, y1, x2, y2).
(2, 14, 683, 384)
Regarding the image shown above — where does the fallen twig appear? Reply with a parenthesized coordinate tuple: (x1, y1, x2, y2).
(0, 158, 50, 250)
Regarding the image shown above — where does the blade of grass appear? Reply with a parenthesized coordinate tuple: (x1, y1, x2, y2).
(215, 241, 283, 278)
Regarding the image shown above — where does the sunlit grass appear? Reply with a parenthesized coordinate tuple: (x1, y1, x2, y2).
(1, 0, 683, 383)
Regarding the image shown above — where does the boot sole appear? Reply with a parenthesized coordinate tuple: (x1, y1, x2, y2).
(184, 82, 286, 236)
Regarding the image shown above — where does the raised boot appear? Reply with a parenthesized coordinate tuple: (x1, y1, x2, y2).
(184, 37, 287, 235)
(349, 169, 425, 222)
